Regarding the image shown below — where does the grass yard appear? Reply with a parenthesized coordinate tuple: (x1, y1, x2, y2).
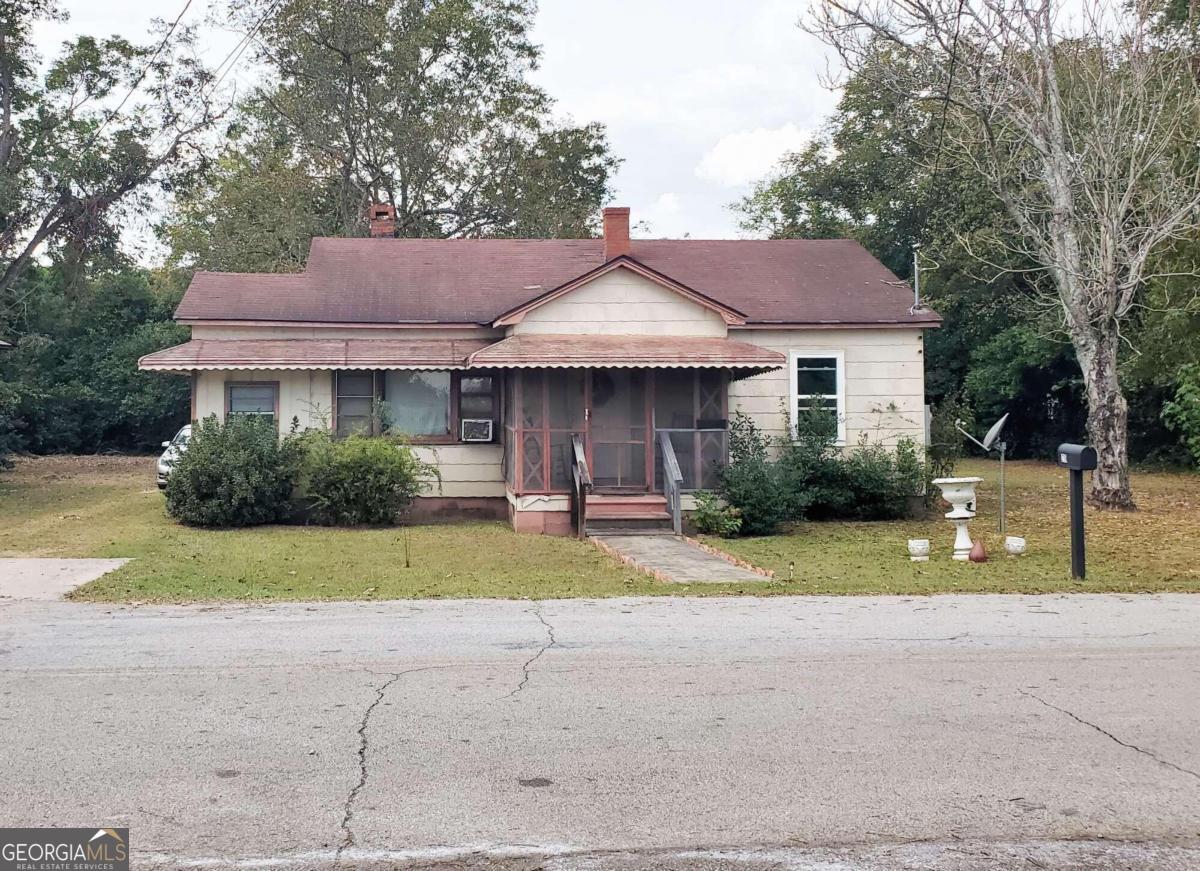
(1, 455, 1197, 601)
(706, 458, 1200, 595)
(0, 456, 671, 601)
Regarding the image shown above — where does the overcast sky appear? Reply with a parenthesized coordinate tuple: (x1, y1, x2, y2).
(33, 0, 840, 241)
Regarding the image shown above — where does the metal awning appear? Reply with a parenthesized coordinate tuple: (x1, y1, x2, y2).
(138, 338, 492, 371)
(467, 334, 786, 370)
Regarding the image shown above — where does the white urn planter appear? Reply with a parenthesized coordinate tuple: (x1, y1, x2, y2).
(931, 476, 983, 561)
(907, 539, 930, 562)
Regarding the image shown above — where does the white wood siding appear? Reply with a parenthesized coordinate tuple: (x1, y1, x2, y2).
(194, 369, 333, 431)
(511, 268, 727, 337)
(414, 444, 504, 498)
(729, 328, 927, 448)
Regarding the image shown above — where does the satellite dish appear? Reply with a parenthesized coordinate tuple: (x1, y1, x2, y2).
(981, 413, 1010, 451)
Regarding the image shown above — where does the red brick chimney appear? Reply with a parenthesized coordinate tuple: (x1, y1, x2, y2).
(368, 202, 396, 238)
(602, 206, 630, 260)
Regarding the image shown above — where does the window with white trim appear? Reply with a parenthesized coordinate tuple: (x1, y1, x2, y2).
(789, 351, 846, 443)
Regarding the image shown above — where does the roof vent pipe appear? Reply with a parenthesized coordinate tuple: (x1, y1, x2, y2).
(910, 242, 923, 313)
(602, 207, 630, 261)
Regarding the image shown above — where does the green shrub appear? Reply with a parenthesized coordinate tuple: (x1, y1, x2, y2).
(1164, 365, 1200, 466)
(690, 490, 742, 537)
(717, 412, 788, 535)
(165, 415, 299, 527)
(297, 432, 439, 526)
(718, 402, 927, 533)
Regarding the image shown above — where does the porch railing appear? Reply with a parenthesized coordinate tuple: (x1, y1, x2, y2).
(654, 428, 728, 492)
(570, 433, 592, 539)
(657, 430, 684, 536)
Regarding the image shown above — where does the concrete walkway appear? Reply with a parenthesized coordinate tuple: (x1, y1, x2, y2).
(0, 558, 129, 600)
(590, 533, 767, 582)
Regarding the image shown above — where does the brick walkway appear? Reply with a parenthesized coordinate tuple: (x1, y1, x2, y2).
(590, 534, 768, 583)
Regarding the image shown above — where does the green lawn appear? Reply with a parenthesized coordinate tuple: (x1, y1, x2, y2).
(1, 455, 1197, 601)
(0, 456, 746, 601)
(705, 459, 1200, 595)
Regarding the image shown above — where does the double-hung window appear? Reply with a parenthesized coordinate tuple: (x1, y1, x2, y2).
(226, 382, 278, 429)
(335, 371, 378, 437)
(790, 351, 845, 444)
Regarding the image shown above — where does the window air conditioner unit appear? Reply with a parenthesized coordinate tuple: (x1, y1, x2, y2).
(460, 419, 493, 442)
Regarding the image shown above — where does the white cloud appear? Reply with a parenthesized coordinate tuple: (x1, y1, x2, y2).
(695, 124, 813, 188)
(636, 193, 687, 238)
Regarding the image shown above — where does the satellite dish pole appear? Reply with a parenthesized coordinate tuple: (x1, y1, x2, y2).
(956, 414, 1010, 534)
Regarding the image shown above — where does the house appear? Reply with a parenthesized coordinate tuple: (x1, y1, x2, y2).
(140, 206, 940, 535)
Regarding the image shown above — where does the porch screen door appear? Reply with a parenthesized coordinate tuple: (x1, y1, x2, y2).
(589, 370, 647, 489)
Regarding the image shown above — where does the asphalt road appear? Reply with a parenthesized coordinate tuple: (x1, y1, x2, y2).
(2, 593, 1199, 869)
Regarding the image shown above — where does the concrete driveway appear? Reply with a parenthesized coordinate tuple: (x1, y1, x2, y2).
(1, 594, 1199, 869)
(0, 558, 129, 600)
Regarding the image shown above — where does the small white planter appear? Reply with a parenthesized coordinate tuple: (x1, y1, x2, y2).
(1004, 535, 1027, 557)
(907, 539, 931, 562)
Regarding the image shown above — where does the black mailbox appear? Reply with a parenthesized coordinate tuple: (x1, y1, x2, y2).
(1056, 442, 1096, 579)
(1056, 443, 1097, 471)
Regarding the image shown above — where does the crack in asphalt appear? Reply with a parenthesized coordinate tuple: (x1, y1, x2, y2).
(1019, 688, 1200, 782)
(337, 670, 403, 862)
(499, 603, 557, 702)
(337, 665, 453, 863)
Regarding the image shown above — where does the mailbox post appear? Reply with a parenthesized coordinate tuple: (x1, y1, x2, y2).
(1056, 443, 1097, 580)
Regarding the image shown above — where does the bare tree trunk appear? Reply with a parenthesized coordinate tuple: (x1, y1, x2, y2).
(1072, 321, 1134, 508)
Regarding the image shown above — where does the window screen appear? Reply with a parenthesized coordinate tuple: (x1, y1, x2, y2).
(228, 383, 277, 424)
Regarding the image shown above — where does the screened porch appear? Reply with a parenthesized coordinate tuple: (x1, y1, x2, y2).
(500, 368, 730, 497)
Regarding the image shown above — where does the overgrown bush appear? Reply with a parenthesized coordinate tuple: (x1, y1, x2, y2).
(165, 415, 299, 527)
(776, 403, 925, 521)
(717, 412, 788, 535)
(296, 431, 439, 526)
(690, 490, 742, 537)
(714, 406, 928, 534)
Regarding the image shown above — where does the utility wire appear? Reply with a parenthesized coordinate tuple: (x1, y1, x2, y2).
(81, 0, 196, 153)
(147, 0, 287, 151)
(929, 0, 969, 191)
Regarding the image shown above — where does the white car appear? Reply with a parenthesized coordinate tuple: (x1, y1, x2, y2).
(156, 424, 192, 489)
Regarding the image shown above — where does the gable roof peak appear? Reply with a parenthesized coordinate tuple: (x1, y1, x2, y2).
(492, 254, 746, 327)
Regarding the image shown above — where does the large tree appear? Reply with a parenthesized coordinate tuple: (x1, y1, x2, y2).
(737, 49, 1090, 458)
(167, 0, 618, 270)
(808, 0, 1200, 508)
(0, 0, 219, 299)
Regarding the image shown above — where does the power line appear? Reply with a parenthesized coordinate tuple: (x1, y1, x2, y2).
(929, 0, 968, 199)
(146, 0, 286, 152)
(82, 0, 196, 151)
